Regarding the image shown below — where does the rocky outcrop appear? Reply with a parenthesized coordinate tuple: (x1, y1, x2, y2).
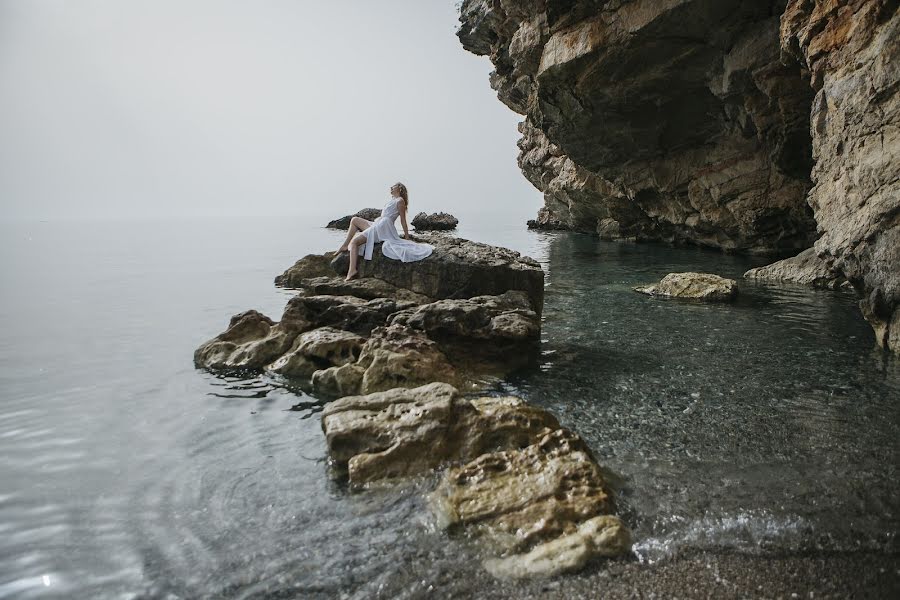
(198, 237, 544, 392)
(325, 208, 381, 230)
(743, 247, 846, 289)
(779, 0, 900, 351)
(320, 383, 631, 577)
(458, 0, 900, 350)
(635, 272, 739, 302)
(458, 0, 817, 254)
(411, 211, 459, 230)
(329, 234, 545, 314)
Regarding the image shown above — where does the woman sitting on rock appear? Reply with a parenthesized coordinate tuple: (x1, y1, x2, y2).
(336, 182, 434, 280)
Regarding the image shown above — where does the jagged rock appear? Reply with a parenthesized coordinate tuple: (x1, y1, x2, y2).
(411, 211, 459, 231)
(483, 515, 631, 579)
(388, 290, 540, 370)
(353, 324, 460, 395)
(321, 382, 560, 483)
(289, 275, 432, 304)
(459, 0, 817, 254)
(310, 363, 365, 397)
(267, 327, 363, 379)
(273, 253, 336, 287)
(330, 235, 545, 314)
(780, 0, 900, 351)
(744, 247, 846, 289)
(325, 208, 381, 230)
(635, 273, 738, 302)
(281, 294, 416, 336)
(431, 428, 615, 551)
(193, 310, 302, 371)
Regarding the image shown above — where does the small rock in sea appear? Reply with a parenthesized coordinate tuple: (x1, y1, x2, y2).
(634, 272, 738, 302)
(411, 211, 459, 231)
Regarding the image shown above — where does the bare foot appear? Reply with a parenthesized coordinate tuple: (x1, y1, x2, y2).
(335, 245, 348, 254)
(344, 269, 358, 281)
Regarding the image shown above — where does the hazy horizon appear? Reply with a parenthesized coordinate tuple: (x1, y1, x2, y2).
(0, 0, 541, 222)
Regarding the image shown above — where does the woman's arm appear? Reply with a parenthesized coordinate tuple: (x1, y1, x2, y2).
(399, 200, 410, 238)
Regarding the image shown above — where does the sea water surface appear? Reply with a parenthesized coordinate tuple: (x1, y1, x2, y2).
(0, 216, 898, 598)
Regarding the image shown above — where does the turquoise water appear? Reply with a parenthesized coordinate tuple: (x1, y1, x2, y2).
(0, 218, 897, 598)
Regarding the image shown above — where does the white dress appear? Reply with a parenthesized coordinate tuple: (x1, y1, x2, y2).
(356, 197, 434, 262)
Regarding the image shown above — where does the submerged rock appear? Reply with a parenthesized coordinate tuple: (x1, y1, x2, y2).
(744, 248, 846, 289)
(411, 211, 459, 231)
(330, 235, 545, 314)
(431, 428, 614, 550)
(325, 208, 381, 230)
(483, 515, 631, 579)
(635, 273, 738, 302)
(320, 382, 559, 484)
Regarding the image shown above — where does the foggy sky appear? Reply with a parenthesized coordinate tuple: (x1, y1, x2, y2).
(0, 0, 540, 221)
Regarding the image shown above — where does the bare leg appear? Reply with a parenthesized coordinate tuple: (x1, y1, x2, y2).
(346, 233, 366, 280)
(337, 217, 371, 253)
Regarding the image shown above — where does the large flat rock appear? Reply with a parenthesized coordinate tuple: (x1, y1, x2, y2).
(329, 235, 545, 314)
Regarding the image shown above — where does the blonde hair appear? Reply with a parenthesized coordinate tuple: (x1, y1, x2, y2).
(393, 182, 409, 205)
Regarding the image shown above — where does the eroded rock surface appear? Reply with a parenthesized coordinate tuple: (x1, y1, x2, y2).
(744, 247, 846, 289)
(320, 382, 559, 483)
(635, 272, 739, 302)
(780, 0, 900, 351)
(288, 275, 433, 304)
(458, 0, 817, 254)
(320, 383, 631, 577)
(193, 310, 301, 371)
(411, 211, 459, 231)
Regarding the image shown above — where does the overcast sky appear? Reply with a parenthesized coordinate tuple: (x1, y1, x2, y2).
(0, 0, 540, 221)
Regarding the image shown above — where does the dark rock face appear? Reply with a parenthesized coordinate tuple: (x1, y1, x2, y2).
(458, 0, 899, 351)
(459, 0, 817, 254)
(329, 234, 545, 314)
(411, 211, 459, 230)
(325, 208, 382, 230)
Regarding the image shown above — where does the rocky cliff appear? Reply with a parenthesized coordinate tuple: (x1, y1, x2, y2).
(458, 0, 899, 351)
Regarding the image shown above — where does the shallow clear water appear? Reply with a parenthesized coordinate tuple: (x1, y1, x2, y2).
(0, 218, 897, 598)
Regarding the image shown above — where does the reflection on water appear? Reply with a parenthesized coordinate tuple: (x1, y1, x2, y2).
(0, 220, 897, 598)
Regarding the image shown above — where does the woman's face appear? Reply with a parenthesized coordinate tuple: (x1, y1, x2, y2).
(390, 185, 400, 198)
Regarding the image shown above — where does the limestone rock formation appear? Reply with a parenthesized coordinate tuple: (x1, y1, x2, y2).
(273, 253, 335, 287)
(779, 0, 899, 351)
(319, 383, 631, 577)
(743, 247, 846, 289)
(635, 272, 739, 302)
(330, 235, 545, 314)
(193, 310, 301, 371)
(458, 0, 817, 254)
(320, 382, 560, 483)
(458, 0, 900, 350)
(325, 208, 381, 230)
(411, 211, 459, 231)
(483, 515, 631, 579)
(267, 327, 363, 379)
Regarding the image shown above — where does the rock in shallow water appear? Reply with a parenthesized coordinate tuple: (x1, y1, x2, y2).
(635, 272, 738, 302)
(320, 382, 559, 484)
(411, 211, 459, 231)
(483, 515, 631, 579)
(743, 248, 846, 289)
(325, 208, 381, 230)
